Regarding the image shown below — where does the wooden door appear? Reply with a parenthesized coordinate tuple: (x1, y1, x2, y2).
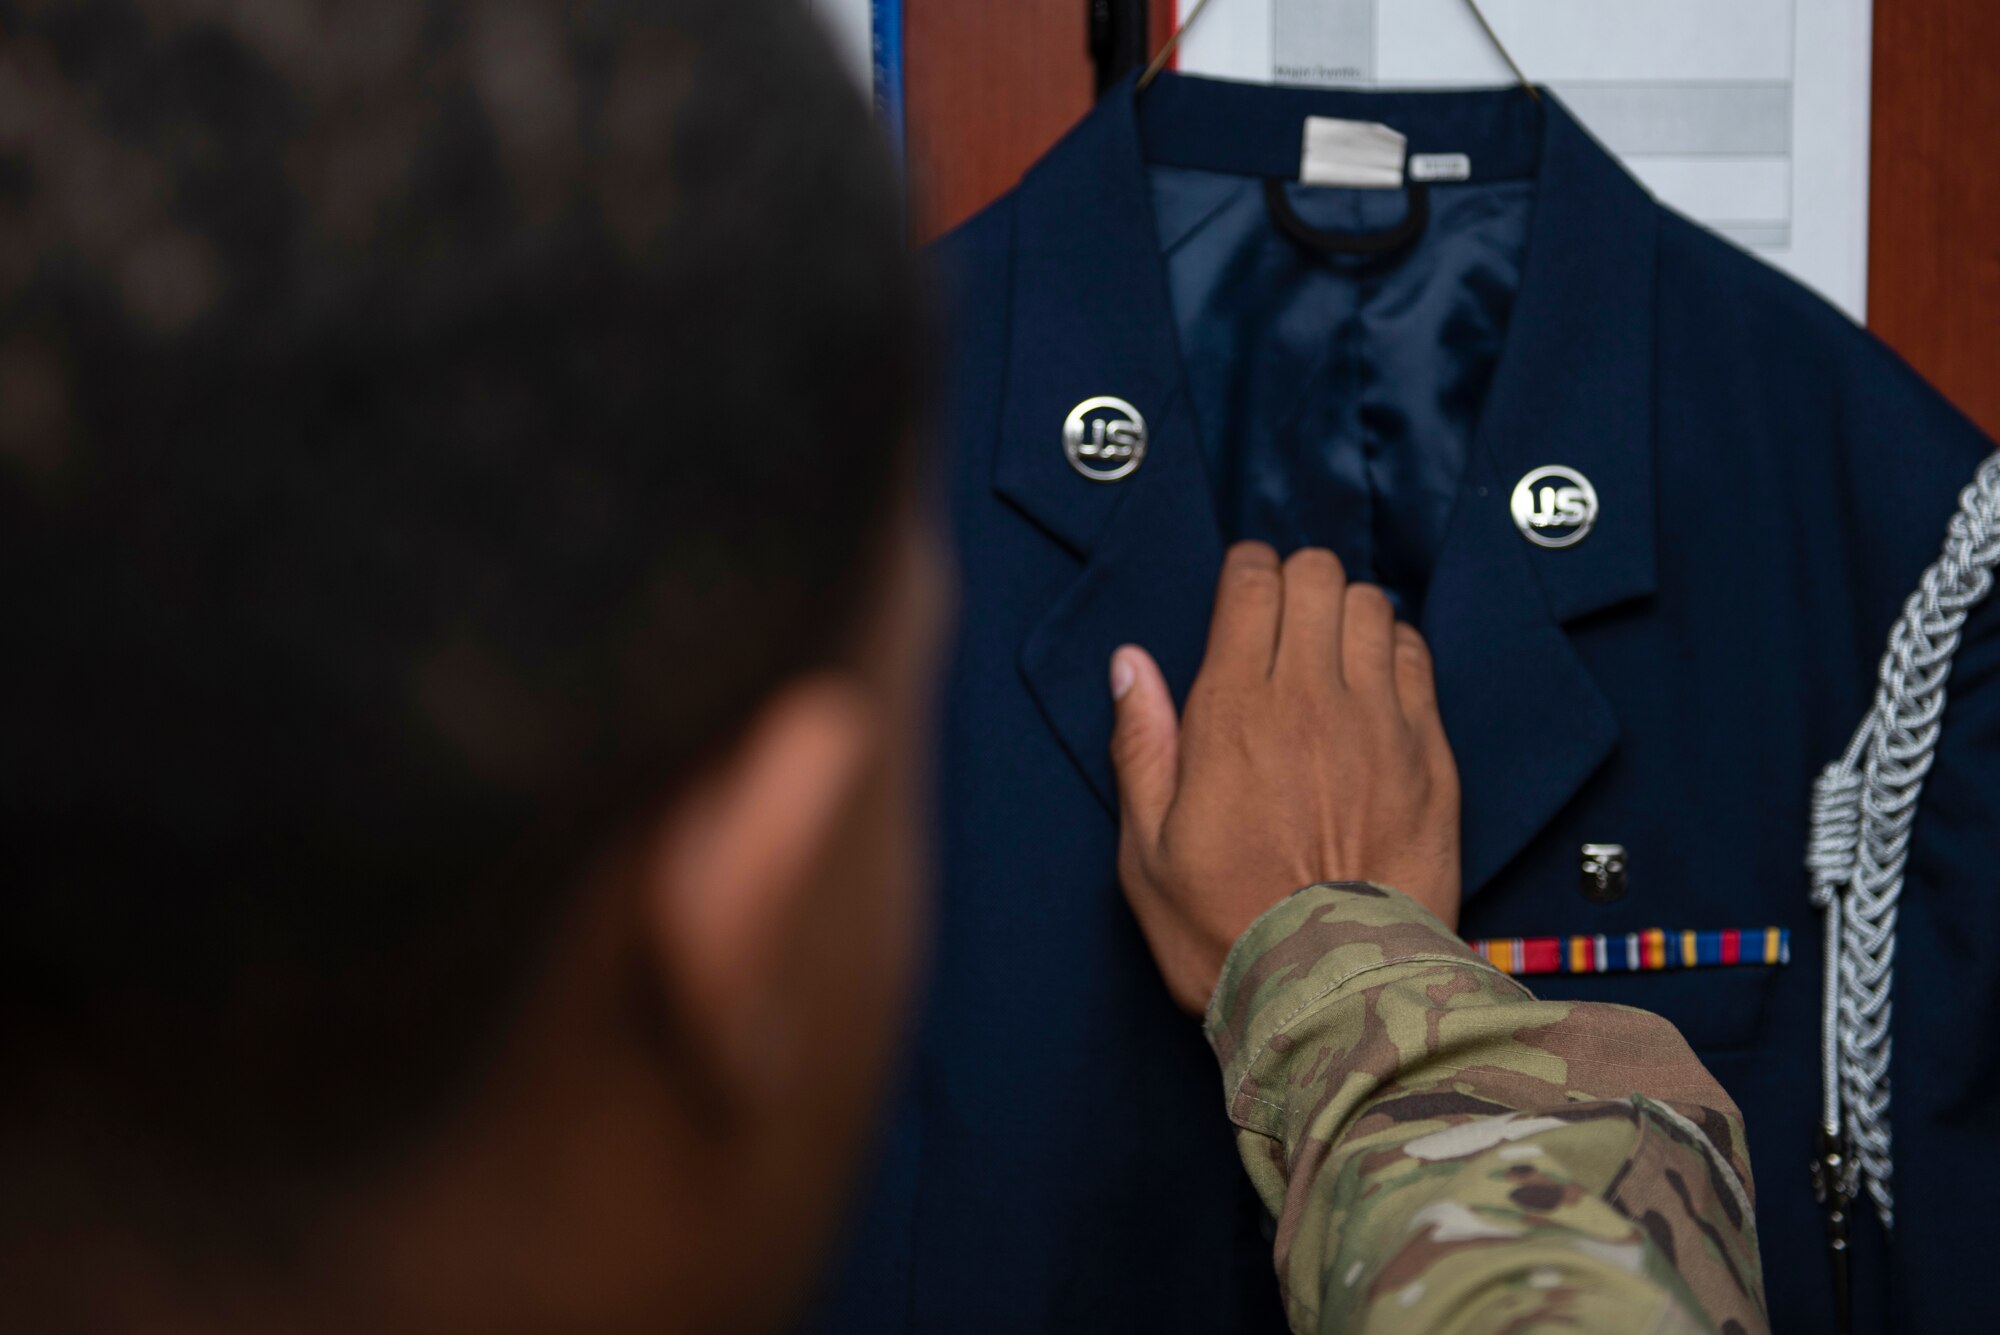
(903, 1, 1174, 243)
(1868, 0, 2000, 438)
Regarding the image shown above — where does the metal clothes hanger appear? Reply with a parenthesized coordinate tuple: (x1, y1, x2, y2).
(1460, 0, 1537, 97)
(1138, 0, 1539, 100)
(1135, 0, 1216, 88)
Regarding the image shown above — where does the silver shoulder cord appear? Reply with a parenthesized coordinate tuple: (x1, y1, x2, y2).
(1805, 450, 2000, 1323)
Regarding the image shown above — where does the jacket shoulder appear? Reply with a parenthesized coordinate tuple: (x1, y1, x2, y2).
(1654, 210, 1992, 595)
(924, 190, 1015, 313)
(921, 193, 1017, 495)
(1656, 211, 1991, 463)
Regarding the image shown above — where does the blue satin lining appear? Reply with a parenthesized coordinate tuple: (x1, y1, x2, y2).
(1149, 168, 1532, 617)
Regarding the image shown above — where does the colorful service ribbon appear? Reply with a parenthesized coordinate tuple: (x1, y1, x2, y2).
(1463, 927, 1790, 977)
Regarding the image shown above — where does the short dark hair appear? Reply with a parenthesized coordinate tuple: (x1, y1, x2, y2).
(0, 0, 923, 1253)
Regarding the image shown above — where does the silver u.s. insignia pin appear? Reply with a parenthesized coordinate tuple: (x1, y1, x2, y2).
(1063, 396, 1147, 482)
(1510, 465, 1598, 548)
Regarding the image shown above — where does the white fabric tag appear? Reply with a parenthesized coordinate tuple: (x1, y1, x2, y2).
(1409, 152, 1472, 183)
(1298, 117, 1407, 189)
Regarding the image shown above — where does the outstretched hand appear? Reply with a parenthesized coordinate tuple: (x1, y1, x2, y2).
(1109, 542, 1462, 1014)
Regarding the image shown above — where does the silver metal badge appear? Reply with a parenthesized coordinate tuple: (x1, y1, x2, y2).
(1510, 465, 1599, 548)
(1063, 396, 1147, 482)
(1580, 843, 1628, 903)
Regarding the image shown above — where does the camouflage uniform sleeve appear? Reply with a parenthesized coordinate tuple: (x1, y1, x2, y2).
(1205, 882, 1768, 1335)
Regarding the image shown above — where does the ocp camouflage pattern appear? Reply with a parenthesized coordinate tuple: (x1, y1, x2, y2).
(1207, 882, 1768, 1333)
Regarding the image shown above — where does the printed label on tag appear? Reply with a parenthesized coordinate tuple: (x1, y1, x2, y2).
(1409, 153, 1472, 183)
(1299, 116, 1407, 188)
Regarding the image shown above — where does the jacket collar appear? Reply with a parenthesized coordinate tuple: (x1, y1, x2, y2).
(997, 75, 1659, 894)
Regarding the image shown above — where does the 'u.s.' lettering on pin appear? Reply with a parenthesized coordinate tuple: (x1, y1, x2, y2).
(1063, 396, 1147, 482)
(1510, 465, 1598, 548)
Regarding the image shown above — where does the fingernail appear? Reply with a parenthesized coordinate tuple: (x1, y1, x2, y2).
(1109, 651, 1136, 701)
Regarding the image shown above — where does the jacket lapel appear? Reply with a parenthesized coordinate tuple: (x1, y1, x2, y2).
(1018, 387, 1223, 811)
(996, 79, 1662, 893)
(993, 85, 1225, 810)
(1427, 98, 1662, 892)
(1421, 445, 1622, 894)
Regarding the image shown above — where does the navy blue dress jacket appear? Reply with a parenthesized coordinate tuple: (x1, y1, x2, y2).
(817, 74, 2000, 1333)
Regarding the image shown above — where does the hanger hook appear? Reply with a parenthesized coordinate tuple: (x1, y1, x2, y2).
(1461, 0, 1540, 100)
(1137, 0, 1215, 92)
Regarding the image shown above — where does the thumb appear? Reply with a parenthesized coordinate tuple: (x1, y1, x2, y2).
(1109, 645, 1179, 840)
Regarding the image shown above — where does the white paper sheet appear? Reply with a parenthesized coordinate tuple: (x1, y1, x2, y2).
(1176, 0, 1873, 320)
(807, 0, 874, 95)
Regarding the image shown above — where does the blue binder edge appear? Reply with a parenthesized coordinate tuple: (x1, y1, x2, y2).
(870, 0, 905, 175)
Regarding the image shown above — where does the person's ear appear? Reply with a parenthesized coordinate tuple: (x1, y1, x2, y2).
(645, 676, 876, 1103)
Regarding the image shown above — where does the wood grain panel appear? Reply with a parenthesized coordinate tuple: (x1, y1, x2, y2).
(904, 0, 1174, 243)
(1868, 0, 2000, 439)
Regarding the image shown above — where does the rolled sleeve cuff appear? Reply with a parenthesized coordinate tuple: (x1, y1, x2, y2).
(1203, 882, 1528, 1137)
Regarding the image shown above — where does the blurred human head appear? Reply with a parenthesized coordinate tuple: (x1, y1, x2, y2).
(0, 1, 937, 1330)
